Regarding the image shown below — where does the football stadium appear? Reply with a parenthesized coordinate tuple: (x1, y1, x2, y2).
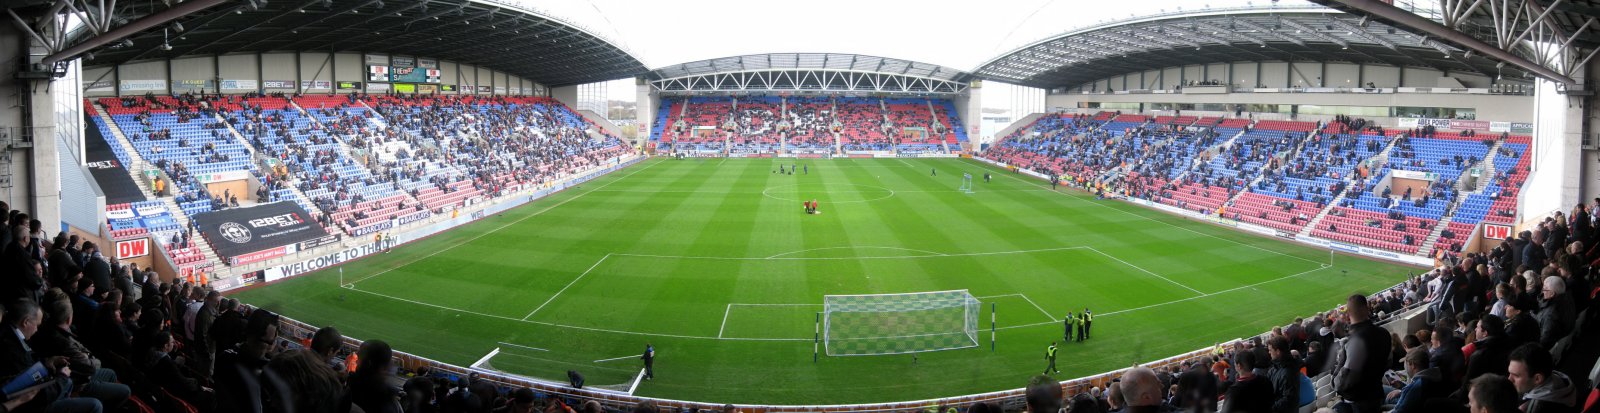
(2, 0, 1599, 412)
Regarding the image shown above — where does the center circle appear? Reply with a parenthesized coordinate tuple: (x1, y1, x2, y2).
(761, 183, 896, 204)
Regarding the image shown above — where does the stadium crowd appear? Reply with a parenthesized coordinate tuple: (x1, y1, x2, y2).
(0, 199, 637, 413)
(992, 208, 1600, 413)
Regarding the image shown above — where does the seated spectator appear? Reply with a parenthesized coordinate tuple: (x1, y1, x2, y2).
(1508, 343, 1578, 413)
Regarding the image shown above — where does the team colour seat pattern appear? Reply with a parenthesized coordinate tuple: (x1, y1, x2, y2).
(986, 112, 1536, 257)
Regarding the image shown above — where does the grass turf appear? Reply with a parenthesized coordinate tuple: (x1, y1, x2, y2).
(231, 157, 1420, 405)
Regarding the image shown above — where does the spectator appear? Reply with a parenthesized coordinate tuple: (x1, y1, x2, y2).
(1538, 276, 1575, 348)
(0, 298, 102, 413)
(1120, 367, 1165, 413)
(215, 308, 280, 413)
(1336, 292, 1391, 413)
(1468, 374, 1522, 413)
(1266, 335, 1300, 413)
(1025, 374, 1064, 413)
(1508, 343, 1578, 413)
(31, 289, 130, 409)
(1220, 350, 1271, 413)
(262, 349, 342, 413)
(347, 339, 402, 413)
(1456, 315, 1513, 401)
(1391, 347, 1445, 413)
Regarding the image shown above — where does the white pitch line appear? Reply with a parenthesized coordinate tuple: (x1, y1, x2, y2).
(764, 246, 948, 259)
(1018, 294, 1057, 322)
(974, 159, 1324, 266)
(523, 253, 613, 321)
(594, 354, 639, 363)
(345, 159, 661, 287)
(718, 304, 731, 338)
(994, 264, 1332, 331)
(343, 284, 812, 341)
(897, 158, 918, 169)
(497, 341, 549, 352)
(1084, 246, 1205, 295)
(612, 245, 1088, 261)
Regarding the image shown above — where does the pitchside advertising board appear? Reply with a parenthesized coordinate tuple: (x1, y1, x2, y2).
(195, 201, 332, 266)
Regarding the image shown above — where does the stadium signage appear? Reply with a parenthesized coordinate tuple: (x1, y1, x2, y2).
(302, 80, 334, 90)
(221, 79, 258, 90)
(83, 79, 113, 92)
(119, 80, 167, 92)
(173, 79, 213, 89)
(231, 246, 288, 266)
(195, 201, 330, 262)
(478, 86, 492, 93)
(263, 241, 390, 281)
(262, 80, 295, 89)
(337, 81, 362, 90)
(441, 84, 457, 92)
(85, 128, 147, 204)
(115, 238, 149, 259)
(196, 169, 250, 184)
(1484, 224, 1512, 240)
(350, 210, 431, 236)
(297, 235, 339, 250)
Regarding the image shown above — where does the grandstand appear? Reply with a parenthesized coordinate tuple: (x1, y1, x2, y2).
(5, 0, 1600, 412)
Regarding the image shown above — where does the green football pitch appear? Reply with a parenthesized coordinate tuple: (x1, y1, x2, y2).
(231, 157, 1420, 405)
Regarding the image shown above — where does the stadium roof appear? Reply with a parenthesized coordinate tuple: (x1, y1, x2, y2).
(975, 5, 1531, 90)
(1308, 0, 1600, 86)
(77, 0, 647, 87)
(649, 53, 974, 83)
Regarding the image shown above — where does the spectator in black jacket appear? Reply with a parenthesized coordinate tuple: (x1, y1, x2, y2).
(139, 330, 213, 411)
(1507, 343, 1578, 413)
(1221, 349, 1271, 413)
(346, 340, 402, 413)
(1336, 293, 1391, 413)
(215, 308, 279, 413)
(1266, 335, 1301, 413)
(1455, 315, 1512, 402)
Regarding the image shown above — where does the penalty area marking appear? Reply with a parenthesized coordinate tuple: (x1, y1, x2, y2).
(764, 246, 949, 259)
(497, 341, 549, 352)
(342, 159, 662, 288)
(343, 245, 1334, 342)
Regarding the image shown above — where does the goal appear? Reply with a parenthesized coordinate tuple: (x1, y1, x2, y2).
(822, 290, 981, 356)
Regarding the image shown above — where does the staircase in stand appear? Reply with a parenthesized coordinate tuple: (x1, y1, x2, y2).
(91, 103, 223, 270)
(1299, 133, 1404, 238)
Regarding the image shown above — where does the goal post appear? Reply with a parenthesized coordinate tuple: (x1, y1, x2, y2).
(822, 290, 982, 356)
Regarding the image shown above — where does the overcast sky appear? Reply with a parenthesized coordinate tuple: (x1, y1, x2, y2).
(519, 0, 1318, 101)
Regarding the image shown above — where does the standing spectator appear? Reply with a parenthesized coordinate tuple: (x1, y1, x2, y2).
(1220, 351, 1271, 413)
(347, 340, 403, 413)
(1336, 293, 1391, 413)
(1507, 343, 1578, 413)
(1537, 276, 1575, 349)
(1266, 335, 1301, 413)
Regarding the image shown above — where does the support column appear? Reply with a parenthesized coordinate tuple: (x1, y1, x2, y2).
(635, 80, 654, 150)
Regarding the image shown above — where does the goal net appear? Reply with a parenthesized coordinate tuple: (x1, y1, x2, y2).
(823, 290, 981, 356)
